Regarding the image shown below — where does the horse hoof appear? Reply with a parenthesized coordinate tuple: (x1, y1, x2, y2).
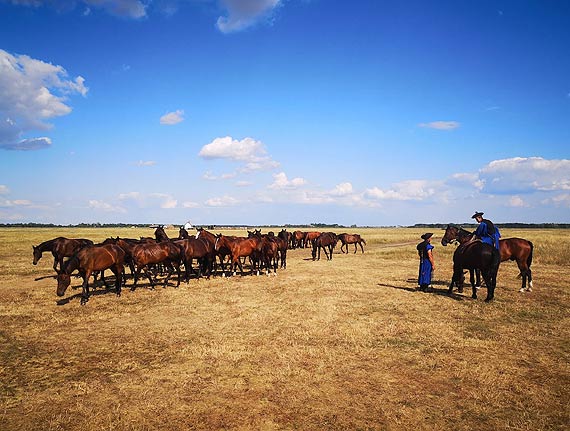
(519, 288, 525, 293)
(527, 287, 532, 292)
(484, 297, 494, 302)
(471, 294, 477, 299)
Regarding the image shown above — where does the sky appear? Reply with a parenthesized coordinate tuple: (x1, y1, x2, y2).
(1, 0, 569, 226)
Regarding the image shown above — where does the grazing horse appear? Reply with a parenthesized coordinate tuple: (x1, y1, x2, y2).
(33, 237, 94, 273)
(312, 232, 338, 261)
(448, 238, 501, 302)
(338, 233, 366, 254)
(442, 225, 534, 292)
(215, 234, 262, 276)
(131, 241, 184, 289)
(56, 244, 125, 305)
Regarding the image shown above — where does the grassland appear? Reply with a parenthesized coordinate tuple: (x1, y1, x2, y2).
(0, 227, 569, 430)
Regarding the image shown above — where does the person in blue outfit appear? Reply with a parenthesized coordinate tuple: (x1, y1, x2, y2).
(417, 232, 435, 292)
(472, 211, 501, 250)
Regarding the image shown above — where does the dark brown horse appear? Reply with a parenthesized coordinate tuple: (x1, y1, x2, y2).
(442, 225, 534, 292)
(293, 230, 305, 249)
(178, 226, 190, 239)
(174, 238, 212, 280)
(154, 226, 170, 242)
(312, 232, 338, 261)
(131, 241, 184, 289)
(196, 227, 231, 275)
(304, 231, 321, 248)
(338, 233, 366, 254)
(33, 237, 94, 273)
(56, 244, 125, 304)
(215, 234, 262, 276)
(248, 230, 280, 275)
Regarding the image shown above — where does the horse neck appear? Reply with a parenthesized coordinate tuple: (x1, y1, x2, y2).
(62, 255, 80, 274)
(457, 228, 474, 243)
(38, 238, 57, 252)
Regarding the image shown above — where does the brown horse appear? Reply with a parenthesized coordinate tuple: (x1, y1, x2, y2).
(196, 227, 232, 275)
(441, 225, 534, 292)
(338, 233, 366, 254)
(248, 230, 280, 275)
(178, 226, 190, 239)
(215, 234, 262, 276)
(154, 226, 170, 242)
(33, 237, 94, 273)
(293, 230, 305, 249)
(312, 232, 338, 261)
(304, 231, 321, 248)
(56, 244, 125, 305)
(174, 238, 213, 280)
(131, 241, 184, 289)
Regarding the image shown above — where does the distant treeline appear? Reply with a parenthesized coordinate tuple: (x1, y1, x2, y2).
(410, 223, 570, 229)
(1, 222, 569, 229)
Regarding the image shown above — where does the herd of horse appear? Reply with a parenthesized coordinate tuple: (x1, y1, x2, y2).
(32, 227, 367, 304)
(32, 225, 535, 305)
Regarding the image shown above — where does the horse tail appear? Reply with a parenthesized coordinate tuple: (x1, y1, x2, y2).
(527, 241, 534, 270)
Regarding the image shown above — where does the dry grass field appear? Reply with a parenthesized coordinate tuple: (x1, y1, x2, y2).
(1, 227, 569, 431)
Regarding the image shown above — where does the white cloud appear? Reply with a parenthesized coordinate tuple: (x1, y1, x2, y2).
(365, 180, 439, 201)
(329, 182, 353, 196)
(0, 185, 9, 194)
(182, 201, 200, 208)
(235, 180, 252, 187)
(268, 172, 306, 190)
(549, 194, 570, 208)
(507, 196, 527, 208)
(418, 121, 460, 130)
(205, 195, 239, 207)
(216, 0, 281, 33)
(199, 136, 279, 173)
(479, 157, 570, 194)
(160, 109, 184, 125)
(0, 49, 87, 150)
(150, 193, 178, 209)
(134, 160, 157, 167)
(88, 200, 127, 213)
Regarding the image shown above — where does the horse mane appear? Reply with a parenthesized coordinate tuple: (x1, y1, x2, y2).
(36, 237, 64, 251)
(61, 253, 80, 275)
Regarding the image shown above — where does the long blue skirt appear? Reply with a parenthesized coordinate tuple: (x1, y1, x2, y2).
(418, 259, 433, 285)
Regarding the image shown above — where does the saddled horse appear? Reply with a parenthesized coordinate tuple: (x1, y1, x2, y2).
(312, 232, 338, 261)
(448, 238, 501, 301)
(442, 225, 534, 292)
(33, 237, 94, 273)
(56, 244, 125, 305)
(215, 234, 262, 276)
(131, 241, 184, 289)
(338, 233, 366, 254)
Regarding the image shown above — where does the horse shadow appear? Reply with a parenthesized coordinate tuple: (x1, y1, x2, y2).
(377, 278, 466, 301)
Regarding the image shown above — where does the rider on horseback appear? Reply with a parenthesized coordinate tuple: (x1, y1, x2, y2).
(472, 211, 501, 250)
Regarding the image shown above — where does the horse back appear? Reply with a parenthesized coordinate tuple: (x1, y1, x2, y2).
(77, 244, 125, 272)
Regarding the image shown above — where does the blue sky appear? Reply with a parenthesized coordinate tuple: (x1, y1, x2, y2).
(1, 0, 569, 226)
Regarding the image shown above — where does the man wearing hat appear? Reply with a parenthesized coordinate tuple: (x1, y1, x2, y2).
(472, 211, 501, 250)
(417, 232, 435, 292)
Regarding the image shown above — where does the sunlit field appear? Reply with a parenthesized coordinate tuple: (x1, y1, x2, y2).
(1, 227, 569, 430)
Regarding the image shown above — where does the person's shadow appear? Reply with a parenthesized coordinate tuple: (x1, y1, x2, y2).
(377, 279, 465, 300)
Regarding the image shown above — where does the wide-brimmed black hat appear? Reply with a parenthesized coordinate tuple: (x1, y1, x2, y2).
(421, 232, 433, 240)
(471, 211, 484, 219)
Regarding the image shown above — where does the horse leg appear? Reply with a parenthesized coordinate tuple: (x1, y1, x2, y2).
(81, 271, 91, 305)
(111, 265, 122, 297)
(354, 243, 357, 254)
(143, 266, 156, 290)
(482, 271, 495, 302)
(359, 241, 364, 253)
(516, 260, 531, 292)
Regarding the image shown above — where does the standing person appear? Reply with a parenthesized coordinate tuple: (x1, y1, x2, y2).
(417, 233, 435, 292)
(472, 211, 501, 250)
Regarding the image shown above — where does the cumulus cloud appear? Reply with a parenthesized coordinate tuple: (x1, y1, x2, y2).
(205, 195, 239, 207)
(216, 0, 281, 33)
(365, 180, 440, 201)
(507, 196, 527, 208)
(268, 172, 306, 190)
(0, 185, 9, 194)
(418, 121, 460, 130)
(199, 136, 279, 174)
(160, 109, 184, 125)
(479, 157, 570, 194)
(0, 49, 87, 150)
(88, 199, 127, 213)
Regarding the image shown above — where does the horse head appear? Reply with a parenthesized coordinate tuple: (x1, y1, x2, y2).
(441, 224, 460, 246)
(32, 245, 41, 265)
(56, 273, 72, 296)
